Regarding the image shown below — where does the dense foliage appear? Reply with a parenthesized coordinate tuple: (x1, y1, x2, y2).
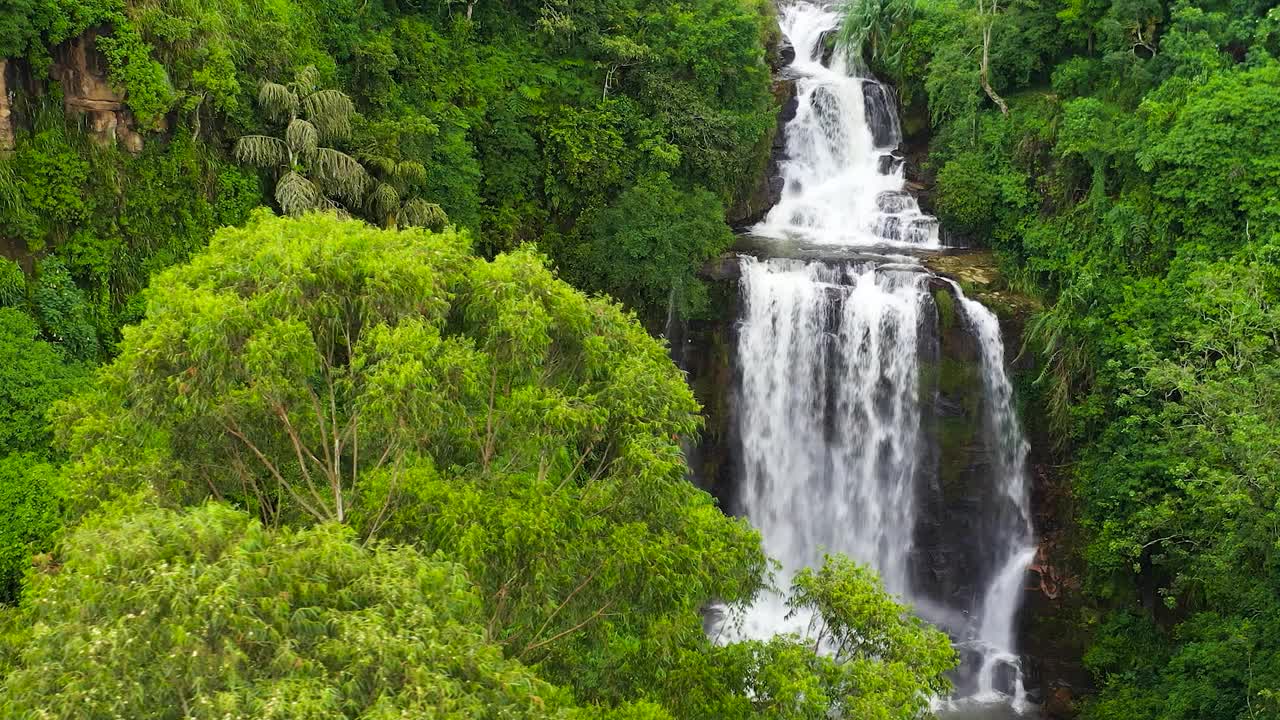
(0, 502, 586, 719)
(0, 214, 957, 718)
(850, 0, 1280, 715)
(0, 308, 85, 602)
(0, 0, 972, 713)
(1, 0, 775, 340)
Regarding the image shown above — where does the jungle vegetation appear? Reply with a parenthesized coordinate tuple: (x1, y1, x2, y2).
(0, 0, 781, 636)
(0, 212, 957, 718)
(0, 0, 967, 713)
(3, 0, 1278, 713)
(840, 0, 1280, 716)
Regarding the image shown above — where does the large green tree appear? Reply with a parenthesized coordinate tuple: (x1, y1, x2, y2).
(52, 212, 955, 718)
(0, 501, 589, 719)
(55, 211, 759, 709)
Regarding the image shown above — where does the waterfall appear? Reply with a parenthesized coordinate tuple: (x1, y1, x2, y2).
(721, 0, 1037, 715)
(752, 1, 938, 247)
(734, 257, 927, 637)
(948, 292, 1038, 713)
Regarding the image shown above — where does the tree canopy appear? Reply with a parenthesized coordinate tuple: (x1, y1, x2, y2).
(32, 213, 956, 719)
(0, 501, 585, 719)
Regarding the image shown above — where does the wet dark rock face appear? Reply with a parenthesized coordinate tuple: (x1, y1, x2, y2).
(910, 280, 993, 619)
(667, 279, 741, 507)
(727, 77, 796, 228)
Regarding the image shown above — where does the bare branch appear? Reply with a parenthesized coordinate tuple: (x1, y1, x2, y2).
(223, 420, 330, 522)
(519, 600, 616, 658)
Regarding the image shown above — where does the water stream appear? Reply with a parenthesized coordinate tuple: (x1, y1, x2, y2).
(752, 1, 937, 247)
(721, 0, 1038, 714)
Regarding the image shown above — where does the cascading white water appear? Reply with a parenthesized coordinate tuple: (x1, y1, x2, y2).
(752, 2, 938, 247)
(731, 262, 1039, 713)
(946, 293, 1038, 714)
(724, 0, 1037, 715)
(733, 257, 927, 637)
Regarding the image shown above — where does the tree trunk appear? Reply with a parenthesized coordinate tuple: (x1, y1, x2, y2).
(978, 0, 1009, 116)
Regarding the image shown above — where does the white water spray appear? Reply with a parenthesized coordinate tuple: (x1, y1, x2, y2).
(752, 2, 938, 247)
(947, 292, 1038, 713)
(733, 257, 927, 638)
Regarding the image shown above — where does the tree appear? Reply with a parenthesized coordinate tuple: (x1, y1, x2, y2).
(234, 67, 369, 216)
(54, 212, 768, 708)
(977, 0, 1010, 115)
(0, 501, 584, 718)
(659, 555, 957, 720)
(361, 154, 448, 230)
(786, 555, 957, 717)
(574, 173, 733, 320)
(0, 308, 88, 455)
(0, 454, 60, 604)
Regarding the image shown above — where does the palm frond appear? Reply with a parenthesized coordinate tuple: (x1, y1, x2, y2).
(234, 135, 290, 168)
(361, 154, 398, 178)
(394, 161, 428, 187)
(293, 65, 321, 96)
(275, 171, 330, 216)
(302, 89, 356, 141)
(257, 81, 298, 123)
(310, 147, 370, 203)
(401, 198, 448, 231)
(367, 182, 401, 222)
(286, 119, 319, 158)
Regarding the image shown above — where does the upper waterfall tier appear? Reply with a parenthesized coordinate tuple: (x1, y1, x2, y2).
(751, 2, 939, 248)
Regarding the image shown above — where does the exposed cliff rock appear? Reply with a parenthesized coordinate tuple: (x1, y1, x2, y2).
(48, 30, 149, 153)
(924, 249, 1092, 712)
(924, 249, 1039, 334)
(667, 278, 741, 507)
(0, 60, 14, 152)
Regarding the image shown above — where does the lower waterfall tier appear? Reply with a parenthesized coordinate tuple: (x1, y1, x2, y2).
(698, 254, 1038, 713)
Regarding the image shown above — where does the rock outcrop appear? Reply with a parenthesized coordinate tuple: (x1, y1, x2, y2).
(49, 30, 147, 153)
(0, 60, 15, 152)
(727, 77, 795, 228)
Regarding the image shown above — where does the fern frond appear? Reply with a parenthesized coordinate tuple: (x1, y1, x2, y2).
(401, 198, 448, 231)
(275, 171, 330, 216)
(310, 147, 369, 203)
(257, 81, 298, 122)
(234, 135, 290, 168)
(302, 89, 356, 141)
(286, 119, 319, 158)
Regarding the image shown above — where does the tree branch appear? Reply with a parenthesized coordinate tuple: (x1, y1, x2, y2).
(519, 599, 616, 659)
(224, 420, 331, 522)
